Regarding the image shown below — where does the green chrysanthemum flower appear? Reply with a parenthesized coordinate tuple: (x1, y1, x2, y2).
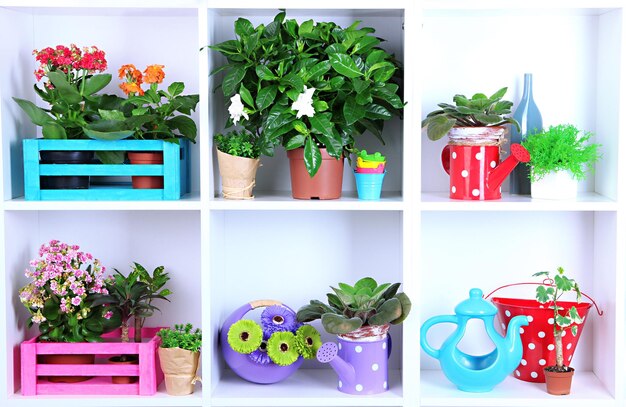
(227, 319, 262, 354)
(295, 325, 322, 359)
(267, 331, 299, 366)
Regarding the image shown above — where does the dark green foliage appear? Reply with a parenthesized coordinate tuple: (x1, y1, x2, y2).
(521, 124, 601, 182)
(209, 11, 404, 177)
(214, 130, 261, 158)
(297, 277, 411, 335)
(158, 323, 202, 352)
(422, 87, 519, 141)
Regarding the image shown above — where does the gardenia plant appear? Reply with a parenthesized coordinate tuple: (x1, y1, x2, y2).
(210, 11, 404, 177)
(18, 240, 119, 342)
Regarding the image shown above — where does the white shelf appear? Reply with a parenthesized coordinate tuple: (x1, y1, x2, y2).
(420, 370, 615, 407)
(420, 192, 618, 211)
(8, 383, 203, 407)
(423, 0, 623, 13)
(211, 369, 403, 406)
(210, 191, 404, 211)
(2, 193, 202, 211)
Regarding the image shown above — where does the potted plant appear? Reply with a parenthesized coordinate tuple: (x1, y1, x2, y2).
(18, 240, 119, 382)
(117, 63, 199, 189)
(533, 267, 586, 395)
(422, 88, 529, 200)
(297, 277, 411, 394)
(209, 11, 404, 199)
(93, 262, 171, 383)
(12, 44, 134, 189)
(521, 124, 601, 200)
(157, 323, 202, 396)
(214, 129, 261, 199)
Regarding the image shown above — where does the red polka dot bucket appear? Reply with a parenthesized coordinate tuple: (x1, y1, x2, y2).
(486, 283, 601, 383)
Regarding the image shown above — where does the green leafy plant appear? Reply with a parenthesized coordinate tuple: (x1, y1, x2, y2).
(94, 262, 171, 346)
(158, 323, 202, 352)
(521, 124, 601, 182)
(296, 277, 411, 335)
(533, 267, 584, 373)
(214, 130, 261, 159)
(12, 44, 136, 142)
(422, 87, 519, 141)
(209, 11, 404, 177)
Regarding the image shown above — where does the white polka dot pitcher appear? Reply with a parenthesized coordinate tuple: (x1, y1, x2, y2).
(316, 324, 392, 395)
(441, 127, 530, 200)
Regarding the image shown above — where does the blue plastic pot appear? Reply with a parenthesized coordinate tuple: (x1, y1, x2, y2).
(354, 171, 386, 200)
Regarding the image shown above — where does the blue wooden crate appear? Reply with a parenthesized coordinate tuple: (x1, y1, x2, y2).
(23, 139, 189, 201)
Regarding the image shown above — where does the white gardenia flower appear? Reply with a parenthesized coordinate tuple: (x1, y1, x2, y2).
(228, 93, 249, 125)
(291, 86, 316, 119)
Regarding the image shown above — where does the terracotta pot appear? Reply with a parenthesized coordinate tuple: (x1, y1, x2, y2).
(544, 367, 575, 395)
(216, 149, 260, 199)
(128, 151, 164, 189)
(286, 148, 344, 200)
(108, 355, 139, 384)
(39, 353, 95, 383)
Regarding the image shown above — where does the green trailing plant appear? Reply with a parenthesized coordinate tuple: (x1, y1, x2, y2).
(214, 130, 261, 159)
(296, 277, 411, 335)
(158, 323, 202, 353)
(209, 11, 404, 177)
(533, 267, 583, 373)
(521, 124, 601, 182)
(422, 87, 519, 141)
(94, 262, 171, 345)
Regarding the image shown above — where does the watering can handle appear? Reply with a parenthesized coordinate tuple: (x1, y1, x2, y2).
(420, 315, 458, 360)
(484, 282, 604, 316)
(441, 145, 451, 175)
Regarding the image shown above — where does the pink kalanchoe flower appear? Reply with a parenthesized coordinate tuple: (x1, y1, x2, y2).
(71, 296, 82, 306)
(103, 311, 113, 320)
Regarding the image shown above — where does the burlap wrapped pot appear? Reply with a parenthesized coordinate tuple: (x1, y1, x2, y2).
(158, 347, 201, 396)
(216, 149, 260, 199)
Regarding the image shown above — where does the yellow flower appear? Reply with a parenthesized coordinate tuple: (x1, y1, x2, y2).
(143, 64, 165, 84)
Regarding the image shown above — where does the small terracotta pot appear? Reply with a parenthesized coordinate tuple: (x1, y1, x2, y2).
(39, 353, 95, 383)
(128, 151, 164, 189)
(544, 367, 575, 395)
(286, 148, 344, 200)
(108, 355, 139, 384)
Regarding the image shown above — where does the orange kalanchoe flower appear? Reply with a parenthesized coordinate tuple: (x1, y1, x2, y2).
(143, 64, 165, 84)
(120, 81, 144, 96)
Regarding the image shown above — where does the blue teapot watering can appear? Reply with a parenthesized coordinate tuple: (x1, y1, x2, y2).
(420, 288, 528, 392)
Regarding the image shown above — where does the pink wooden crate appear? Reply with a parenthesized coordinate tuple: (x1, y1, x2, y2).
(21, 327, 165, 396)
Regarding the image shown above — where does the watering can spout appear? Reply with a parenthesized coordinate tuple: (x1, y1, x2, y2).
(488, 144, 530, 193)
(317, 342, 356, 383)
(504, 315, 529, 369)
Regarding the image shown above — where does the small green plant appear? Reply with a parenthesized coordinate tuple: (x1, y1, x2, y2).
(158, 323, 202, 352)
(297, 277, 411, 335)
(521, 124, 601, 182)
(533, 267, 583, 372)
(214, 130, 261, 159)
(422, 87, 519, 141)
(94, 262, 171, 345)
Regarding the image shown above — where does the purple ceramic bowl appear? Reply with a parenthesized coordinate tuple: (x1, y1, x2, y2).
(220, 302, 303, 384)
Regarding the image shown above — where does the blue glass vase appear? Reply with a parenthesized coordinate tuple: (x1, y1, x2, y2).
(510, 73, 542, 195)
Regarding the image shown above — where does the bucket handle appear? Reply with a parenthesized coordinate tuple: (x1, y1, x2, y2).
(484, 280, 604, 316)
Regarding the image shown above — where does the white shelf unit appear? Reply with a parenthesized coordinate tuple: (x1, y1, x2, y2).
(0, 2, 623, 407)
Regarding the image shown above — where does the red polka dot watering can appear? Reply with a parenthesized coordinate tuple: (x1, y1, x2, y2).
(441, 127, 530, 200)
(485, 281, 603, 383)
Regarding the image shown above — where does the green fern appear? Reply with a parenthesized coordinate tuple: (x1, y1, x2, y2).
(521, 124, 601, 182)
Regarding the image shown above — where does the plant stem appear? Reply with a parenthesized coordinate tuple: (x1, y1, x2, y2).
(134, 317, 143, 343)
(121, 321, 130, 343)
(555, 329, 564, 369)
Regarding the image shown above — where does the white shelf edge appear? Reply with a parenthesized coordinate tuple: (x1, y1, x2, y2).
(2, 193, 202, 211)
(420, 192, 618, 211)
(209, 191, 404, 211)
(423, 0, 624, 11)
(0, 0, 202, 8)
(211, 369, 403, 407)
(420, 370, 615, 407)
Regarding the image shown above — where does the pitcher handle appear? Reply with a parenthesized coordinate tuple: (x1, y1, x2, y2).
(441, 145, 451, 175)
(420, 315, 458, 360)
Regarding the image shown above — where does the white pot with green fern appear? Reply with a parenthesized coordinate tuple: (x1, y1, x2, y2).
(521, 124, 601, 200)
